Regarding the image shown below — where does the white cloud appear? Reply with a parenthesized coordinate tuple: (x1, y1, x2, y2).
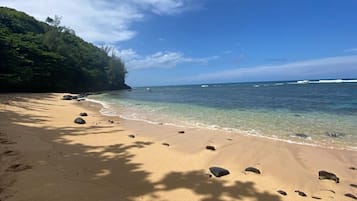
(1, 0, 198, 43)
(182, 55, 357, 82)
(115, 48, 218, 70)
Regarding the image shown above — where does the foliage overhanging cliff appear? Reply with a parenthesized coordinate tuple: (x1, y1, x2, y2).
(0, 7, 130, 92)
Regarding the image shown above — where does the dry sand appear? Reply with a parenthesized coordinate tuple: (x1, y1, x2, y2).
(0, 93, 356, 201)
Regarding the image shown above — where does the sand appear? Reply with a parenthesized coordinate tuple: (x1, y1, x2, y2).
(0, 93, 356, 201)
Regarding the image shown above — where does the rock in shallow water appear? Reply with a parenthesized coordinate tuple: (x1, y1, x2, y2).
(74, 117, 86, 124)
(295, 133, 309, 138)
(318, 170, 339, 183)
(209, 167, 230, 177)
(326, 131, 345, 138)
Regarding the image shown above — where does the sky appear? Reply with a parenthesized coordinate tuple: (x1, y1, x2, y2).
(2, 0, 357, 86)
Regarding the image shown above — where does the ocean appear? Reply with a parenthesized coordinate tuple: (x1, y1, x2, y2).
(88, 80, 357, 150)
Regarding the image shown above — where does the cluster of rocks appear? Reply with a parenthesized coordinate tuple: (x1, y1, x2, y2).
(62, 94, 86, 101)
(207, 166, 356, 200)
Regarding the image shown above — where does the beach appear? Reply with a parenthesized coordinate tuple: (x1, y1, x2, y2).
(0, 93, 356, 201)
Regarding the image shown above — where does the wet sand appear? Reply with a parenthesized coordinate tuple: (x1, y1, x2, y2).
(0, 93, 356, 201)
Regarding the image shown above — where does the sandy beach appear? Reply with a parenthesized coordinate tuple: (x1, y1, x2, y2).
(0, 93, 356, 201)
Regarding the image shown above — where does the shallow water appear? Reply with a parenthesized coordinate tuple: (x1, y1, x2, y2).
(89, 80, 357, 150)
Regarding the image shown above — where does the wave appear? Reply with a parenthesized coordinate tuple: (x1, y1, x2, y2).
(295, 79, 357, 84)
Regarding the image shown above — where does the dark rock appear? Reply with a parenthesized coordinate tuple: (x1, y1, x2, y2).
(350, 167, 357, 170)
(318, 170, 339, 183)
(294, 190, 307, 197)
(3, 150, 17, 156)
(326, 131, 345, 138)
(209, 167, 230, 177)
(71, 96, 78, 99)
(62, 95, 73, 100)
(351, 184, 357, 188)
(6, 164, 32, 172)
(245, 167, 261, 174)
(277, 190, 287, 196)
(178, 131, 185, 134)
(205, 173, 212, 178)
(108, 120, 114, 123)
(295, 133, 309, 138)
(206, 145, 216, 151)
(294, 114, 302, 117)
(128, 134, 135, 138)
(74, 117, 86, 124)
(162, 143, 170, 146)
(79, 112, 88, 116)
(311, 196, 322, 200)
(345, 193, 357, 200)
(0, 139, 16, 144)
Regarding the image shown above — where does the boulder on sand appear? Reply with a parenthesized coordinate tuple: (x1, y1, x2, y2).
(79, 112, 88, 116)
(206, 145, 216, 151)
(74, 117, 86, 124)
(245, 167, 261, 174)
(62, 95, 73, 100)
(209, 167, 230, 177)
(318, 170, 339, 183)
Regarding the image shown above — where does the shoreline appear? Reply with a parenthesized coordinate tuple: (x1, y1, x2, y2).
(86, 96, 357, 152)
(1, 93, 356, 201)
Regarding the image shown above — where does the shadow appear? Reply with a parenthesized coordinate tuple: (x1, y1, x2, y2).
(0, 95, 282, 201)
(155, 171, 280, 201)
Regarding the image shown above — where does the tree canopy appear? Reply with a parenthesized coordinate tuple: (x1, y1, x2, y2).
(0, 7, 130, 92)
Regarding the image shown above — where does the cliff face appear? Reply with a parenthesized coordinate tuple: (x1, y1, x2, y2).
(0, 7, 130, 92)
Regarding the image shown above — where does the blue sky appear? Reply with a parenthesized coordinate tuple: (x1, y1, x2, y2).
(2, 0, 357, 86)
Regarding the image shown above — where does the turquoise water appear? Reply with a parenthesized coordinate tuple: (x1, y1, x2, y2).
(89, 80, 357, 150)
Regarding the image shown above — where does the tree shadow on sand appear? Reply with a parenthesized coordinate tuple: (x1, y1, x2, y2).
(0, 95, 282, 201)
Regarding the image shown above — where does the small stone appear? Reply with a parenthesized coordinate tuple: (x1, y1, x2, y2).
(74, 117, 86, 124)
(79, 112, 88, 116)
(351, 184, 357, 188)
(62, 95, 72, 100)
(245, 167, 261, 174)
(345, 193, 357, 200)
(108, 120, 114, 123)
(277, 190, 287, 196)
(128, 134, 135, 138)
(205, 173, 212, 178)
(318, 170, 339, 183)
(350, 167, 357, 170)
(162, 143, 170, 146)
(209, 167, 230, 177)
(311, 196, 322, 200)
(6, 164, 32, 172)
(178, 131, 185, 134)
(206, 145, 216, 151)
(294, 190, 307, 197)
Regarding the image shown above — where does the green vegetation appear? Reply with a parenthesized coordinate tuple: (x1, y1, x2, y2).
(0, 7, 130, 92)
